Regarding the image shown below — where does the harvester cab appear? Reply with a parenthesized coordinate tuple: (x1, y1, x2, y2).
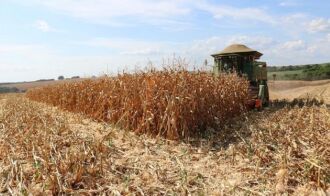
(211, 44, 269, 109)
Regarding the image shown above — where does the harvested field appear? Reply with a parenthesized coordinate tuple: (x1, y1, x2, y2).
(269, 79, 330, 104)
(0, 78, 85, 92)
(26, 70, 249, 140)
(0, 95, 329, 195)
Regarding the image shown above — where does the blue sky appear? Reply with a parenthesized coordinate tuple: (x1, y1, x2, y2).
(1, 0, 330, 82)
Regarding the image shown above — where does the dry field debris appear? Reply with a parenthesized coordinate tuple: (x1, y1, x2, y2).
(26, 69, 248, 140)
(0, 95, 329, 195)
(268, 79, 330, 104)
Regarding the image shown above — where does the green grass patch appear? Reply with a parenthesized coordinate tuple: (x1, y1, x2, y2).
(268, 63, 330, 80)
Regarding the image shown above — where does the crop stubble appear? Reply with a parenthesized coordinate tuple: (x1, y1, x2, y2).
(0, 95, 329, 195)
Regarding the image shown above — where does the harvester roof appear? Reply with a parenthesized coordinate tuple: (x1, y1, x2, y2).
(211, 44, 263, 58)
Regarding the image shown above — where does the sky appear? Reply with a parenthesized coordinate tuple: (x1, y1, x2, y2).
(1, 0, 330, 82)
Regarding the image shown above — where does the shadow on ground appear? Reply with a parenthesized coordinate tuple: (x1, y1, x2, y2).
(270, 97, 326, 108)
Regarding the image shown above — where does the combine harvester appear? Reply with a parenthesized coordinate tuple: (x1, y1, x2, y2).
(212, 44, 269, 109)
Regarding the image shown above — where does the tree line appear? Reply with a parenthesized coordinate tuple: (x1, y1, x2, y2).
(268, 63, 330, 80)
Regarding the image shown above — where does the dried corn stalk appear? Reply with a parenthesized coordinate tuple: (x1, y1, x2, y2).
(26, 69, 249, 139)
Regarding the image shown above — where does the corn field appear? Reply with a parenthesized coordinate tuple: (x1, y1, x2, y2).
(26, 69, 249, 139)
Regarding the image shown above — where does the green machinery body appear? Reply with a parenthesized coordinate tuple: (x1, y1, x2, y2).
(211, 44, 269, 108)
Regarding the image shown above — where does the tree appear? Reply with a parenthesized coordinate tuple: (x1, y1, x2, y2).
(293, 73, 299, 80)
(58, 76, 65, 80)
(272, 74, 277, 81)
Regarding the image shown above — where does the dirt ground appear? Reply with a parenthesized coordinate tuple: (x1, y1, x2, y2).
(268, 79, 330, 104)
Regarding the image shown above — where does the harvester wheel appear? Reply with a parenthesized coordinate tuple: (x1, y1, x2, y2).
(258, 84, 270, 107)
(263, 85, 270, 107)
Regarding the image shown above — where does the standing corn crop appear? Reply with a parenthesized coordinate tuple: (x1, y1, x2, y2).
(27, 69, 249, 140)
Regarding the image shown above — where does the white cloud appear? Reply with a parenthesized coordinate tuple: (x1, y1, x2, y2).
(267, 37, 330, 65)
(34, 20, 65, 33)
(120, 49, 163, 56)
(307, 18, 330, 33)
(279, 0, 298, 7)
(281, 40, 305, 50)
(34, 20, 53, 32)
(28, 0, 191, 26)
(25, 0, 277, 27)
(184, 35, 330, 66)
(226, 36, 275, 49)
(44, 0, 190, 18)
(83, 38, 161, 49)
(80, 35, 330, 67)
(307, 34, 330, 53)
(80, 38, 184, 57)
(275, 14, 310, 36)
(307, 45, 318, 53)
(195, 2, 274, 24)
(280, 14, 307, 25)
(10, 0, 323, 36)
(327, 34, 330, 42)
(188, 35, 274, 53)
